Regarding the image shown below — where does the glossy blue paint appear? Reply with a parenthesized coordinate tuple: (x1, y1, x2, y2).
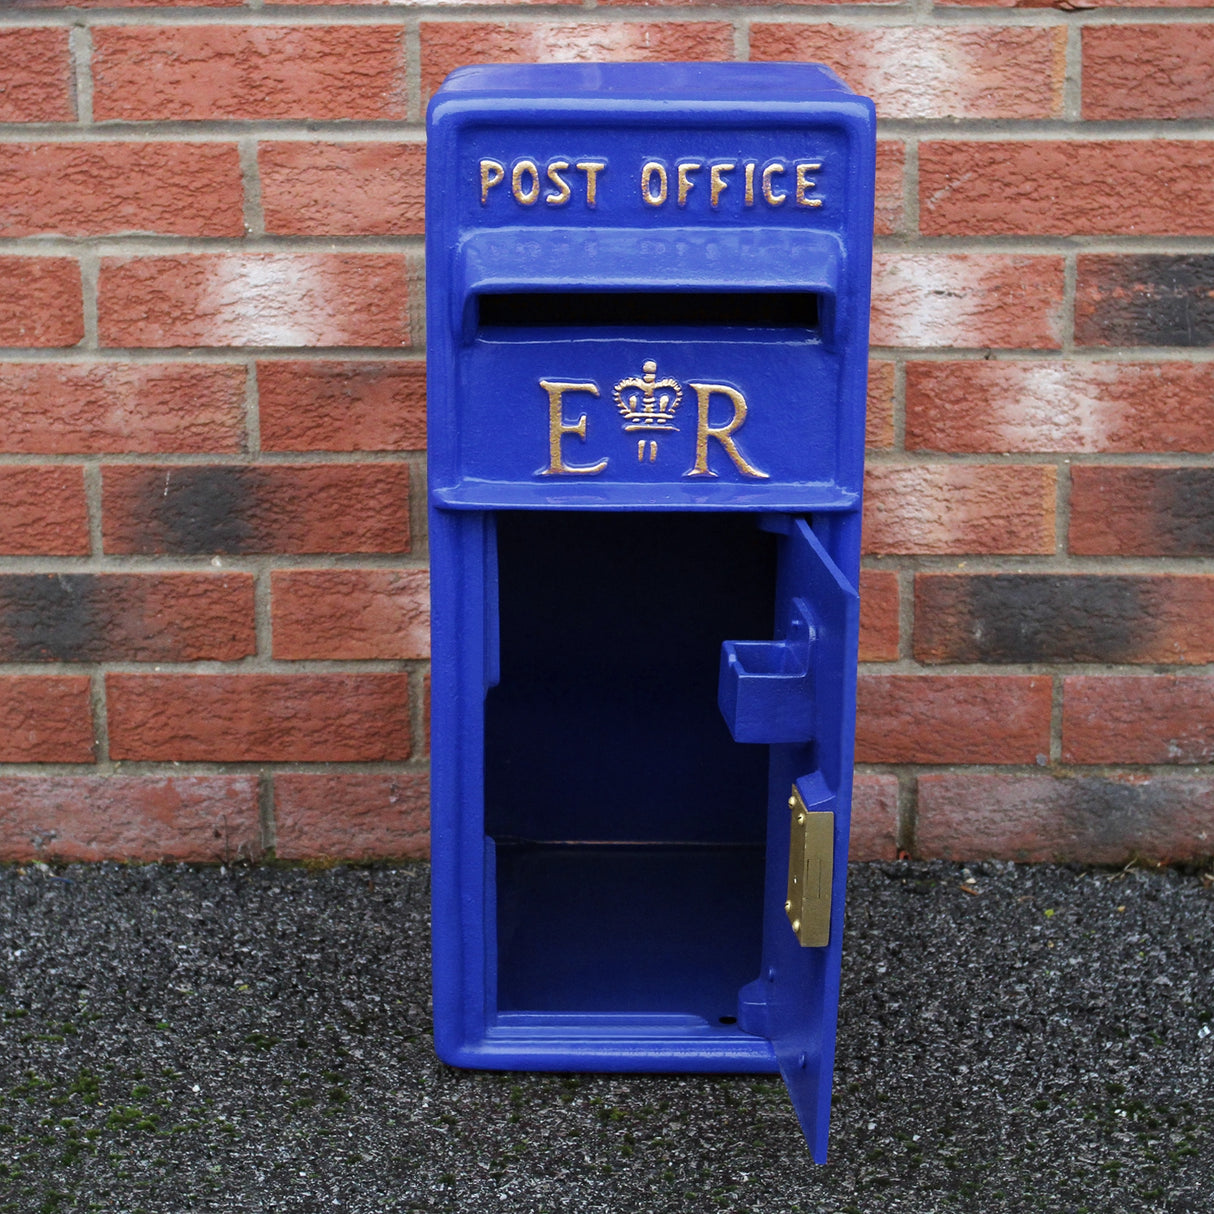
(427, 63, 874, 1162)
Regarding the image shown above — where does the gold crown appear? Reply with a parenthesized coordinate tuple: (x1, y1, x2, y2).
(613, 360, 682, 431)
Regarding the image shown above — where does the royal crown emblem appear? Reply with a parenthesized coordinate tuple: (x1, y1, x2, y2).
(613, 360, 682, 431)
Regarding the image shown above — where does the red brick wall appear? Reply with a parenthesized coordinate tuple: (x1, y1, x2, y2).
(1, 0, 1211, 866)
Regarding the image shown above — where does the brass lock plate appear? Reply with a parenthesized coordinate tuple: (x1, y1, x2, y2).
(785, 786, 834, 947)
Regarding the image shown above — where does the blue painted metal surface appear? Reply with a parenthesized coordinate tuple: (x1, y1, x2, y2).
(426, 63, 874, 1162)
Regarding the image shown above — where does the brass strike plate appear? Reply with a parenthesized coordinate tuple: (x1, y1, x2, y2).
(785, 787, 834, 948)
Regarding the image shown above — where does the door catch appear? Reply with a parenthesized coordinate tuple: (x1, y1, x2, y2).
(786, 786, 834, 947)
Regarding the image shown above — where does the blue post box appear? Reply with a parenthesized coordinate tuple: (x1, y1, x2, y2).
(426, 63, 874, 1161)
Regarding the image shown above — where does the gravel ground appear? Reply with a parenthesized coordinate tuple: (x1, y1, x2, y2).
(0, 859, 1211, 1213)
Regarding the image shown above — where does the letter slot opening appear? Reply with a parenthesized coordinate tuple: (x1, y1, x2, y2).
(477, 291, 820, 333)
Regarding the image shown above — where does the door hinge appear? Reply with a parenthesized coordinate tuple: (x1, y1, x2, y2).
(786, 786, 834, 948)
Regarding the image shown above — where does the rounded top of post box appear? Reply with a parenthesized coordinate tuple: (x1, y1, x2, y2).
(434, 62, 859, 104)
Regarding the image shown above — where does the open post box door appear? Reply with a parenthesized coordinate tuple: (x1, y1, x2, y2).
(426, 63, 874, 1161)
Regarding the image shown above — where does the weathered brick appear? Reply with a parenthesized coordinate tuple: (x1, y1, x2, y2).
(93, 25, 408, 122)
(917, 772, 1214, 865)
(858, 569, 899, 662)
(1071, 467, 1214, 557)
(0, 776, 260, 865)
(0, 258, 83, 348)
(274, 772, 429, 861)
(1064, 676, 1214, 766)
(874, 141, 905, 237)
(107, 673, 411, 762)
(98, 254, 411, 349)
(0, 573, 254, 663)
(0, 467, 88, 556)
(0, 144, 243, 238)
(915, 574, 1214, 665)
(0, 677, 93, 764)
(8, 0, 242, 6)
(0, 363, 246, 455)
(872, 254, 1065, 349)
(866, 359, 895, 451)
(102, 464, 411, 556)
(260, 142, 425, 237)
(0, 28, 73, 122)
(938, 0, 1210, 7)
(1076, 256, 1214, 349)
(850, 774, 899, 863)
(906, 360, 1214, 454)
(257, 360, 425, 452)
(920, 141, 1214, 237)
(272, 569, 429, 661)
(420, 21, 733, 100)
(1084, 25, 1214, 121)
(750, 24, 1065, 119)
(863, 464, 1055, 556)
(855, 675, 1051, 765)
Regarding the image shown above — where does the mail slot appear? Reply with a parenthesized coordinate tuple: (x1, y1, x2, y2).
(426, 63, 875, 1162)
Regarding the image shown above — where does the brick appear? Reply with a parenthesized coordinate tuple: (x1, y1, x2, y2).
(93, 25, 408, 122)
(0, 467, 88, 556)
(420, 22, 733, 101)
(0, 677, 93, 764)
(915, 574, 1214, 665)
(0, 573, 254, 663)
(1064, 676, 1214, 766)
(0, 777, 259, 865)
(0, 28, 73, 122)
(0, 363, 246, 455)
(1076, 256, 1214, 348)
(8, 0, 242, 7)
(0, 144, 242, 239)
(99, 254, 410, 349)
(750, 24, 1065, 119)
(272, 569, 429, 661)
(260, 142, 424, 237)
(107, 673, 411, 762)
(1071, 467, 1214, 558)
(920, 141, 1214, 238)
(102, 463, 410, 556)
(863, 464, 1055, 556)
(1084, 25, 1214, 121)
(906, 360, 1214, 455)
(858, 570, 899, 662)
(257, 360, 425, 452)
(874, 141, 905, 238)
(917, 772, 1214, 865)
(0, 258, 83, 348)
(865, 359, 895, 451)
(856, 675, 1051, 765)
(850, 774, 899, 863)
(872, 254, 1065, 349)
(274, 772, 429, 861)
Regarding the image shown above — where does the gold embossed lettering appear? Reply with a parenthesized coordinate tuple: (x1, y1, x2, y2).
(744, 162, 756, 207)
(539, 380, 607, 477)
(512, 160, 540, 205)
(686, 382, 769, 480)
(480, 159, 505, 205)
(710, 162, 735, 208)
(545, 160, 572, 206)
(762, 163, 787, 207)
(795, 162, 823, 208)
(641, 161, 668, 207)
(677, 161, 702, 207)
(575, 161, 606, 208)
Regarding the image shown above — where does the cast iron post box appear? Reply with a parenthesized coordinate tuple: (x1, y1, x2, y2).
(426, 63, 874, 1161)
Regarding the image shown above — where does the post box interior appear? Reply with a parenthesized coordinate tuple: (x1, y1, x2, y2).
(484, 509, 785, 1032)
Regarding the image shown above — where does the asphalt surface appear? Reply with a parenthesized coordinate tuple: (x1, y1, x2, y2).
(1, 859, 1211, 1213)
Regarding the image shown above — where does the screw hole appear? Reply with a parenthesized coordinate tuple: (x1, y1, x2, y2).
(718, 1015, 737, 1026)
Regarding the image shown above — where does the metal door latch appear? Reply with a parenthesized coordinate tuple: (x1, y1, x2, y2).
(786, 786, 833, 947)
